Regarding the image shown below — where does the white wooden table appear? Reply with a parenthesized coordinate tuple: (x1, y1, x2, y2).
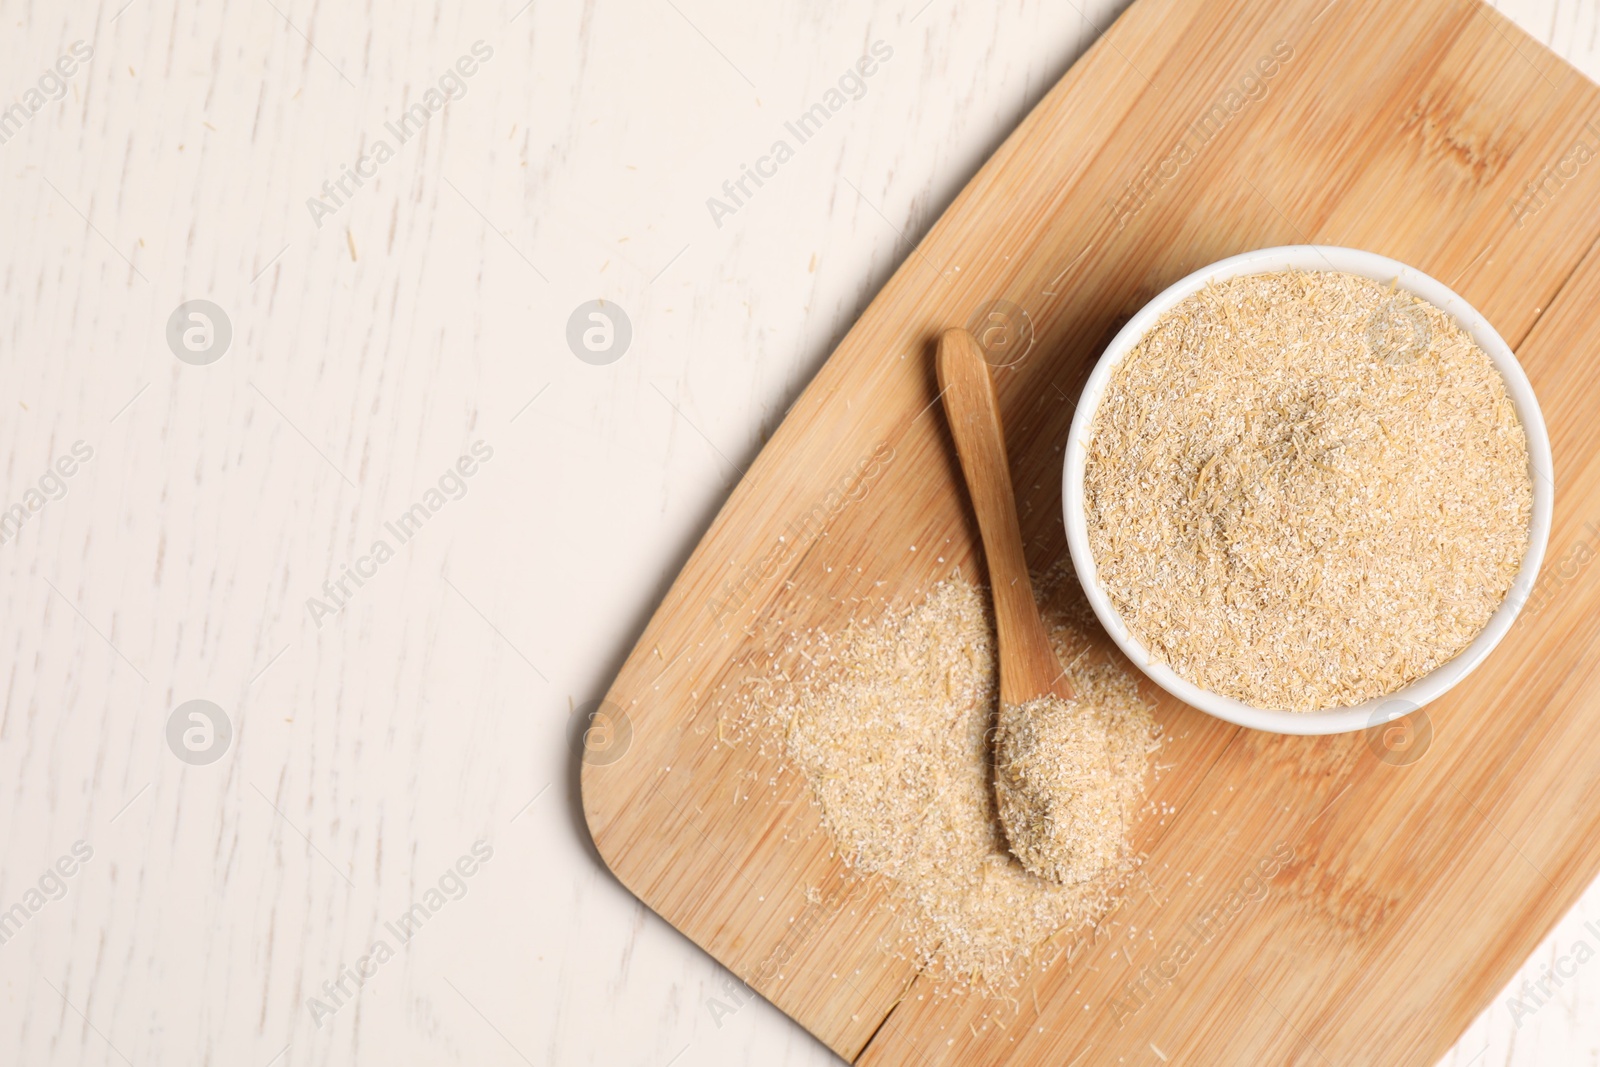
(1, 1, 1595, 1063)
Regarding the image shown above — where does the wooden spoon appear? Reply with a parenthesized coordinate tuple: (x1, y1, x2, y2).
(937, 326, 1082, 881)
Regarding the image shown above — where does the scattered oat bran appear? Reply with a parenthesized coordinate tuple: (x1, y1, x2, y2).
(738, 568, 1158, 990)
(1084, 269, 1533, 712)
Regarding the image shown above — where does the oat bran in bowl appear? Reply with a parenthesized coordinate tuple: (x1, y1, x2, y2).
(1061, 246, 1554, 736)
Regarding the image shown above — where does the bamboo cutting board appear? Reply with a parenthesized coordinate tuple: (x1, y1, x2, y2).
(582, 0, 1600, 1061)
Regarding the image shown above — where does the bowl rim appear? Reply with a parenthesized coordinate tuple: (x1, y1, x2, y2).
(1060, 244, 1554, 736)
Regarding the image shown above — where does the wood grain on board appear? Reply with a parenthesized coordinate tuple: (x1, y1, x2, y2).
(583, 0, 1600, 1061)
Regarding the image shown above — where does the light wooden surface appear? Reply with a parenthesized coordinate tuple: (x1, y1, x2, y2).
(1, 0, 1598, 1065)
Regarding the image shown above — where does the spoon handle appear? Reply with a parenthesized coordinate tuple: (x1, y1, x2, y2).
(937, 328, 1073, 706)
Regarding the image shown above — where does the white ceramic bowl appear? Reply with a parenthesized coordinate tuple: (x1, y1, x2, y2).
(1061, 245, 1553, 736)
